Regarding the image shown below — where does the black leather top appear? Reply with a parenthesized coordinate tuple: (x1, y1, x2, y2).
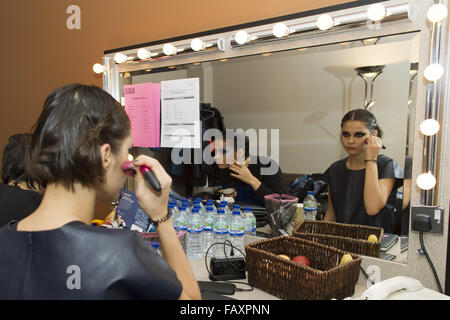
(0, 221, 182, 299)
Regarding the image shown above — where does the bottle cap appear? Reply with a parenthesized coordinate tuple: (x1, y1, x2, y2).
(193, 205, 201, 209)
(150, 242, 160, 249)
(307, 191, 314, 195)
(217, 209, 225, 214)
(168, 204, 175, 209)
(232, 210, 241, 215)
(191, 208, 200, 214)
(206, 206, 214, 211)
(233, 205, 241, 209)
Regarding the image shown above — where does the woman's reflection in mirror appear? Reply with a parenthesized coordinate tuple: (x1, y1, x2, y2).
(323, 109, 404, 234)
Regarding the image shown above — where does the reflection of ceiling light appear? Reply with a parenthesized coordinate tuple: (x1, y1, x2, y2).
(355, 65, 385, 110)
(355, 65, 384, 78)
(145, 69, 152, 72)
(92, 63, 105, 74)
(114, 53, 128, 64)
(163, 43, 177, 55)
(193, 62, 201, 66)
(220, 59, 228, 62)
(367, 3, 386, 22)
(420, 119, 440, 136)
(298, 48, 308, 52)
(427, 4, 448, 23)
(261, 53, 271, 56)
(424, 64, 444, 81)
(272, 23, 290, 38)
(168, 66, 176, 69)
(235, 30, 251, 45)
(137, 48, 152, 60)
(316, 14, 335, 30)
(416, 172, 437, 190)
(191, 38, 206, 51)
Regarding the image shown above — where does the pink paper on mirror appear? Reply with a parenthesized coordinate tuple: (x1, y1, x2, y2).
(124, 82, 161, 148)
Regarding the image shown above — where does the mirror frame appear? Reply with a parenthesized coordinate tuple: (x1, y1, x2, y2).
(102, 0, 450, 292)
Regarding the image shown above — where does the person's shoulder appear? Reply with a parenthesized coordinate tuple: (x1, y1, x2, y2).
(377, 154, 402, 168)
(328, 158, 347, 170)
(64, 222, 141, 242)
(0, 184, 42, 199)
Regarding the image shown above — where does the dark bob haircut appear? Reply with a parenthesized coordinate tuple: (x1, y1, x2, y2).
(1, 133, 37, 189)
(26, 84, 130, 190)
(340, 108, 383, 139)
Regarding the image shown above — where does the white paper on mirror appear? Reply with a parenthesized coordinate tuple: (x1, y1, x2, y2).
(161, 78, 201, 149)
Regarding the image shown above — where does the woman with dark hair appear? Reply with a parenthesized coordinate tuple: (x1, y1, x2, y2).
(323, 109, 403, 233)
(0, 84, 201, 300)
(210, 130, 286, 206)
(0, 133, 43, 227)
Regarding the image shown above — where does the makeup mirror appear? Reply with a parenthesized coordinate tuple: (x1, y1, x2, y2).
(115, 31, 419, 264)
(103, 0, 450, 287)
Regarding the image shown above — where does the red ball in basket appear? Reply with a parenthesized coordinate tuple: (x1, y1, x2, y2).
(292, 255, 310, 267)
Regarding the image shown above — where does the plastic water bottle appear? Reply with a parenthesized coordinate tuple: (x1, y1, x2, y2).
(229, 205, 241, 226)
(303, 191, 318, 221)
(168, 203, 177, 229)
(175, 206, 189, 232)
(203, 206, 215, 256)
(228, 210, 245, 258)
(213, 208, 229, 258)
(243, 207, 256, 236)
(304, 207, 317, 221)
(186, 207, 204, 259)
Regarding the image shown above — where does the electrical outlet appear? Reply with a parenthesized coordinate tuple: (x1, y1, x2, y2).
(411, 205, 444, 234)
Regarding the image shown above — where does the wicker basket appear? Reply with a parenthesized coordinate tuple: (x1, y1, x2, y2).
(292, 220, 383, 257)
(245, 236, 361, 300)
(141, 230, 187, 250)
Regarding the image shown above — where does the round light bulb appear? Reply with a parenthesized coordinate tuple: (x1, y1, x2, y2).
(424, 64, 444, 82)
(420, 119, 440, 136)
(163, 43, 177, 56)
(128, 153, 134, 161)
(113, 53, 128, 64)
(191, 38, 206, 51)
(235, 30, 251, 45)
(92, 63, 105, 74)
(272, 22, 290, 38)
(416, 172, 436, 190)
(137, 48, 151, 60)
(427, 4, 448, 23)
(367, 3, 387, 22)
(316, 14, 335, 31)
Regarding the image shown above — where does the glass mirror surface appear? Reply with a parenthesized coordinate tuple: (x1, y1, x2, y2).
(119, 32, 420, 263)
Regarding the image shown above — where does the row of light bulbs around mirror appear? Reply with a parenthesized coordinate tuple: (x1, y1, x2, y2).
(94, 3, 448, 192)
(416, 2, 448, 192)
(94, 3, 419, 74)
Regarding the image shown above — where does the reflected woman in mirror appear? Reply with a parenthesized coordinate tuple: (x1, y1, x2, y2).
(323, 109, 403, 234)
(210, 130, 286, 206)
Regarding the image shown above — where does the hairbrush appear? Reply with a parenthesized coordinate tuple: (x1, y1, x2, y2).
(121, 161, 161, 192)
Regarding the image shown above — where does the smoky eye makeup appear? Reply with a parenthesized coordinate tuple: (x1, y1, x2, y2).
(341, 131, 367, 138)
